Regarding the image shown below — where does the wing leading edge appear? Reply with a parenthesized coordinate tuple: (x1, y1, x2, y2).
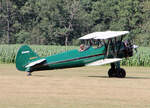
(79, 31, 129, 40)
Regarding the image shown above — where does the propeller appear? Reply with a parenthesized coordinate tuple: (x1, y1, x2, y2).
(127, 39, 138, 53)
(132, 45, 138, 53)
(123, 39, 138, 57)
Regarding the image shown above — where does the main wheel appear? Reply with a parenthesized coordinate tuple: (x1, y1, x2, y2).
(116, 68, 126, 78)
(108, 68, 116, 77)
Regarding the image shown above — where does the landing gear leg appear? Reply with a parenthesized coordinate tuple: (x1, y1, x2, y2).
(26, 67, 32, 76)
(108, 62, 126, 78)
(108, 63, 116, 77)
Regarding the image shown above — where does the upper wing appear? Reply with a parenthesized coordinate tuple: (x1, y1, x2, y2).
(79, 31, 129, 40)
(86, 58, 122, 66)
(79, 32, 100, 40)
(94, 31, 129, 39)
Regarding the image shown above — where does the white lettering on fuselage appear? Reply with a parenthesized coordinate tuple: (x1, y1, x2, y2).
(22, 51, 30, 54)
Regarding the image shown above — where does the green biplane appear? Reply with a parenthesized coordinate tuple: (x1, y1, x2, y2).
(16, 31, 138, 78)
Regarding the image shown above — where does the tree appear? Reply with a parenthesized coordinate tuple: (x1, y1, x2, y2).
(0, 0, 11, 43)
(0, 0, 23, 44)
(56, 0, 93, 46)
(54, 0, 81, 46)
(91, 0, 143, 41)
(135, 0, 150, 46)
(0, 0, 149, 46)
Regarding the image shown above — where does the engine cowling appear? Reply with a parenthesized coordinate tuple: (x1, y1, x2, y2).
(123, 41, 133, 57)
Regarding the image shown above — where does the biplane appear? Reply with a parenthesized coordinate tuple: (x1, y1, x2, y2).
(16, 31, 138, 78)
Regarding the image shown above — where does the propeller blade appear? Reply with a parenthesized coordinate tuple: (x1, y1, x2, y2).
(133, 45, 138, 49)
(132, 45, 138, 53)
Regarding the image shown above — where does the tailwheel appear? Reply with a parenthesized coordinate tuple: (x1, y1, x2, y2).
(27, 72, 32, 76)
(26, 67, 33, 76)
(116, 68, 126, 78)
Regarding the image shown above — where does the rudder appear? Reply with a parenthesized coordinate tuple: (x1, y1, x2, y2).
(16, 45, 40, 71)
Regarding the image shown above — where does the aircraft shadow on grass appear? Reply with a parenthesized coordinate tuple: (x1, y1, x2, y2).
(32, 75, 47, 77)
(88, 76, 150, 79)
(32, 74, 150, 80)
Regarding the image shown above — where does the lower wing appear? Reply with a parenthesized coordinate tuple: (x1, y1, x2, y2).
(86, 58, 122, 66)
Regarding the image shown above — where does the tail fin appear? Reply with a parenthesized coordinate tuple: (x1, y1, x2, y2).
(16, 45, 40, 71)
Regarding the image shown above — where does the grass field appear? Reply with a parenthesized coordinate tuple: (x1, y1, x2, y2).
(0, 64, 150, 108)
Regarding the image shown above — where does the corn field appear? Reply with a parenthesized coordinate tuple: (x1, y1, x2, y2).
(0, 44, 150, 66)
(121, 47, 150, 66)
(0, 44, 78, 63)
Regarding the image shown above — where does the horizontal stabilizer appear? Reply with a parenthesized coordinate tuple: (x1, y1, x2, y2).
(86, 58, 122, 66)
(25, 59, 46, 68)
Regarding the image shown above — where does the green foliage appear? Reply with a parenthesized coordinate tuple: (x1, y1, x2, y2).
(15, 30, 31, 44)
(0, 0, 149, 46)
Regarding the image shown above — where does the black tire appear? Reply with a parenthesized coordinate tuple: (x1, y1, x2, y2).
(108, 68, 116, 77)
(117, 68, 126, 78)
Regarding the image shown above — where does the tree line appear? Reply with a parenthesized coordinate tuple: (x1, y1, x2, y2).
(0, 0, 150, 46)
